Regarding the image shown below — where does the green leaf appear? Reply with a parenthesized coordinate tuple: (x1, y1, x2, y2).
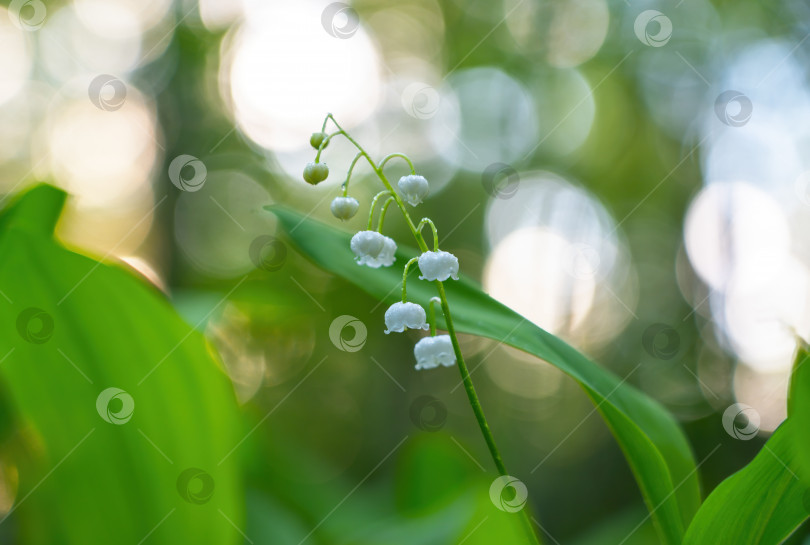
(682, 421, 807, 545)
(0, 185, 244, 544)
(267, 204, 701, 545)
(682, 343, 810, 545)
(789, 342, 810, 486)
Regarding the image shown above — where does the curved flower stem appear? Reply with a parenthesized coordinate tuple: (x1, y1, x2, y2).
(367, 191, 391, 230)
(379, 153, 416, 174)
(315, 131, 341, 162)
(428, 297, 441, 336)
(401, 257, 419, 302)
(325, 115, 542, 545)
(377, 197, 396, 233)
(417, 218, 439, 251)
(342, 152, 364, 197)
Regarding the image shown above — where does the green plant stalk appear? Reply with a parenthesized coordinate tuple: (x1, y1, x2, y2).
(324, 114, 543, 545)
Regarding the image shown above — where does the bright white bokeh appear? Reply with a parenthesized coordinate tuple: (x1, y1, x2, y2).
(223, 1, 383, 151)
(484, 172, 635, 347)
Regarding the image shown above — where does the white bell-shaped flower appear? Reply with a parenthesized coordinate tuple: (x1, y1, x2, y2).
(351, 231, 397, 268)
(418, 250, 459, 281)
(414, 335, 456, 370)
(331, 196, 359, 220)
(384, 302, 429, 334)
(397, 175, 429, 206)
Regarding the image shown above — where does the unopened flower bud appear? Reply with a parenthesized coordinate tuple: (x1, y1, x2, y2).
(303, 162, 329, 185)
(310, 132, 329, 150)
(331, 196, 359, 220)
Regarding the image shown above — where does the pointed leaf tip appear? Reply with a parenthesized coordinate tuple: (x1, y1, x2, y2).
(0, 183, 67, 237)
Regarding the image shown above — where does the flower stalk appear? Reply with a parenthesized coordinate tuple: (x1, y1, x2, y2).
(309, 113, 542, 545)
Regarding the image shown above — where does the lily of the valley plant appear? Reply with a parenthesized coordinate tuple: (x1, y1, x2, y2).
(302, 114, 542, 544)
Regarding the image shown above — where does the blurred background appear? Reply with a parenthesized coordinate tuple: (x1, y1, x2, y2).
(1, 0, 810, 542)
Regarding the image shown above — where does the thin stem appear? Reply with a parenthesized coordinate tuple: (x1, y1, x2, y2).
(323, 116, 542, 545)
(367, 191, 391, 230)
(436, 282, 541, 545)
(417, 218, 439, 251)
(377, 197, 396, 232)
(401, 257, 419, 302)
(379, 153, 416, 174)
(428, 296, 440, 336)
(342, 152, 364, 196)
(325, 116, 428, 251)
(314, 131, 340, 162)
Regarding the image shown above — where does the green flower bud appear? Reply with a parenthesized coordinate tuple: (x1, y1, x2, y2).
(310, 132, 329, 150)
(330, 196, 360, 220)
(303, 162, 329, 185)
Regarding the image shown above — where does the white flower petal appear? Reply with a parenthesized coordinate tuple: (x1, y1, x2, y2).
(357, 235, 396, 268)
(417, 250, 459, 281)
(384, 302, 428, 334)
(414, 335, 456, 370)
(397, 174, 429, 206)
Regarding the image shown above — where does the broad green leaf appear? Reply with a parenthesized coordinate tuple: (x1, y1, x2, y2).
(0, 185, 244, 544)
(682, 421, 806, 544)
(267, 205, 701, 545)
(789, 342, 810, 485)
(682, 344, 810, 545)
